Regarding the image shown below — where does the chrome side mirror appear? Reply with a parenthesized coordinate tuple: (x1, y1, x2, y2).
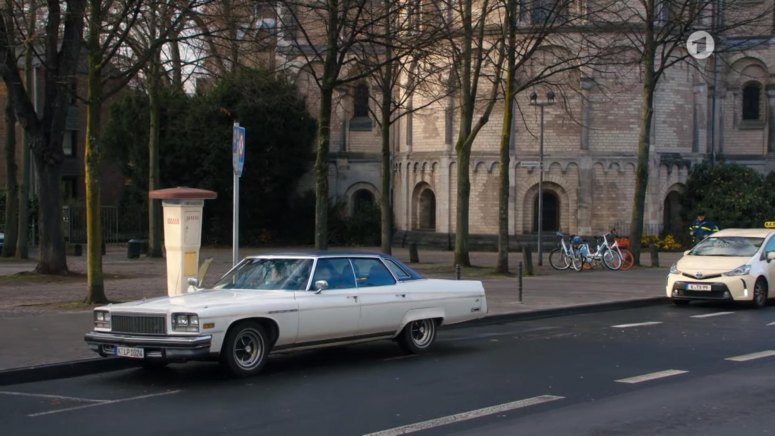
(187, 277, 199, 293)
(314, 280, 329, 293)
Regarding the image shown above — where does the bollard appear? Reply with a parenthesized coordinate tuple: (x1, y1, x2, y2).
(518, 261, 523, 303)
(409, 242, 419, 263)
(649, 243, 660, 267)
(455, 264, 461, 280)
(521, 245, 534, 276)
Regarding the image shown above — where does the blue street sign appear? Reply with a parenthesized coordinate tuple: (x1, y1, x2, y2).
(232, 123, 246, 177)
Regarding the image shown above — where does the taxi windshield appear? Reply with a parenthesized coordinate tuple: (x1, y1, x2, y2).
(689, 236, 763, 257)
(213, 258, 313, 290)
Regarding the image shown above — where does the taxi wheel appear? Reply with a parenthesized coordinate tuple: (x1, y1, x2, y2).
(221, 321, 270, 377)
(752, 279, 768, 308)
(398, 319, 437, 354)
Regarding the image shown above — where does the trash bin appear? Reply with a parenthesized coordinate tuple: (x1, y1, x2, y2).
(127, 239, 144, 259)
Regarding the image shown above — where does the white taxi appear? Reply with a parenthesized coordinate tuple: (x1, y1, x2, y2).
(666, 228, 775, 307)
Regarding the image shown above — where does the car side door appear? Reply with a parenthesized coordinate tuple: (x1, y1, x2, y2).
(351, 258, 408, 335)
(760, 235, 775, 287)
(294, 258, 361, 343)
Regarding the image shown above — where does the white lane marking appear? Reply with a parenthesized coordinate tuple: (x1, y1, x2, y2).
(616, 369, 688, 384)
(725, 350, 775, 362)
(364, 395, 564, 436)
(767, 321, 775, 326)
(691, 312, 735, 319)
(28, 390, 181, 417)
(0, 391, 104, 403)
(611, 321, 662, 328)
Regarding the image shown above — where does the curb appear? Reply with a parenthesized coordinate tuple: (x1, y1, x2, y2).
(0, 297, 668, 386)
(0, 357, 136, 386)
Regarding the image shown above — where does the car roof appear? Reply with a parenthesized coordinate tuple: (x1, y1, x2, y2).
(244, 250, 388, 259)
(711, 228, 775, 238)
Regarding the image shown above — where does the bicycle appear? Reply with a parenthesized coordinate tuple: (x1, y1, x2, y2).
(549, 232, 582, 271)
(608, 229, 634, 271)
(577, 235, 621, 271)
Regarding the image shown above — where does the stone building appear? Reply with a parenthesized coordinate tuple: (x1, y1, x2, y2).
(272, 1, 775, 248)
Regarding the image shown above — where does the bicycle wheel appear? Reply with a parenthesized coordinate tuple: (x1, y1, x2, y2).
(570, 254, 583, 271)
(620, 250, 635, 271)
(549, 248, 570, 270)
(603, 249, 622, 270)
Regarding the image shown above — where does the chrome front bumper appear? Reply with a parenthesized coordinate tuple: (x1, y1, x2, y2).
(84, 331, 213, 360)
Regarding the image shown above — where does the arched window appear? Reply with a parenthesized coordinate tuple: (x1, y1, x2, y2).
(350, 83, 372, 130)
(418, 189, 436, 231)
(352, 189, 375, 215)
(742, 82, 762, 121)
(533, 190, 559, 232)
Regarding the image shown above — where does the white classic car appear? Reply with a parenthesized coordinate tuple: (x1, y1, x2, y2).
(85, 252, 487, 376)
(666, 228, 775, 307)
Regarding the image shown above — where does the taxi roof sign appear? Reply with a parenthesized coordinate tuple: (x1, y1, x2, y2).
(765, 221, 775, 229)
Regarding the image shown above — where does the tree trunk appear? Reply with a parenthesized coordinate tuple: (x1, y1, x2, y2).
(314, 87, 333, 250)
(33, 144, 68, 274)
(147, 55, 163, 258)
(3, 93, 19, 257)
(496, 0, 517, 274)
(379, 6, 394, 255)
(454, 143, 472, 267)
(84, 0, 107, 304)
(629, 5, 656, 267)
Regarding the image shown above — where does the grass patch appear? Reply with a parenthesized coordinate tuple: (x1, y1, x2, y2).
(0, 271, 86, 285)
(20, 300, 125, 311)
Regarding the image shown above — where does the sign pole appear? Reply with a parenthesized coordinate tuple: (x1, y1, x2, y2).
(232, 123, 246, 266)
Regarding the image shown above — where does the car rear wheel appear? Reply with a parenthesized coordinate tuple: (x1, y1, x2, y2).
(398, 319, 437, 354)
(221, 321, 270, 377)
(752, 279, 768, 309)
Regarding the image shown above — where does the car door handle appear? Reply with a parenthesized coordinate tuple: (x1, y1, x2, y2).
(347, 295, 358, 302)
(395, 294, 406, 298)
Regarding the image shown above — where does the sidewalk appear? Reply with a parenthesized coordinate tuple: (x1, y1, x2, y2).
(0, 246, 680, 373)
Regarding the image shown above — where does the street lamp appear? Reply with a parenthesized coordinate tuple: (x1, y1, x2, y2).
(529, 90, 556, 266)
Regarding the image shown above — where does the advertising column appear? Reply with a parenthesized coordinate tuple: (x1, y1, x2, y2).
(149, 187, 217, 296)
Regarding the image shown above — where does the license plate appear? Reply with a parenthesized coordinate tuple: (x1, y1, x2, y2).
(686, 283, 712, 291)
(116, 346, 144, 359)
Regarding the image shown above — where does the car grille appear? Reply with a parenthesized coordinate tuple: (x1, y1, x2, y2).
(112, 314, 167, 335)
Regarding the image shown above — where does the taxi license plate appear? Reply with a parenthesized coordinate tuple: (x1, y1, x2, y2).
(686, 283, 712, 291)
(116, 346, 144, 359)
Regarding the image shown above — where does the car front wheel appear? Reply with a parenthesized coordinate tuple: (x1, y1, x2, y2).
(752, 279, 768, 308)
(221, 321, 270, 377)
(398, 319, 437, 354)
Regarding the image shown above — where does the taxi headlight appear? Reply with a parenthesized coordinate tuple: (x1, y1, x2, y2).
(669, 263, 681, 274)
(94, 310, 111, 329)
(723, 264, 751, 277)
(171, 313, 200, 332)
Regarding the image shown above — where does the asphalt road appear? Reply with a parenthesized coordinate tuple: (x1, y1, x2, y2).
(1, 302, 774, 436)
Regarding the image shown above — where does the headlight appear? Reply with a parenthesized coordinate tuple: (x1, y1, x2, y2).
(171, 313, 200, 332)
(723, 264, 751, 276)
(669, 263, 681, 274)
(94, 310, 111, 329)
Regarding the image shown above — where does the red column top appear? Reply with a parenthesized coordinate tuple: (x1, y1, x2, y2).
(149, 187, 218, 200)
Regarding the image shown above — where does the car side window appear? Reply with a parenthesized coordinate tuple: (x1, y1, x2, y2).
(312, 258, 356, 290)
(351, 258, 396, 287)
(762, 236, 775, 259)
(384, 259, 411, 281)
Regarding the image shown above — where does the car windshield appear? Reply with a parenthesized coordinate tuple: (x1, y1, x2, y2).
(213, 258, 313, 290)
(689, 236, 763, 257)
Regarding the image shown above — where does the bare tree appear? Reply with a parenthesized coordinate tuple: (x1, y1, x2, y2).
(277, 0, 393, 249)
(593, 0, 772, 263)
(1, 0, 88, 274)
(81, 0, 201, 303)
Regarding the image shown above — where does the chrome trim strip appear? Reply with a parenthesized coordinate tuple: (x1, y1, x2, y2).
(268, 309, 299, 314)
(84, 332, 211, 348)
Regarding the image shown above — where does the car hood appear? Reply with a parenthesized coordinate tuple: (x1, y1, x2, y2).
(677, 255, 751, 275)
(104, 289, 291, 313)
